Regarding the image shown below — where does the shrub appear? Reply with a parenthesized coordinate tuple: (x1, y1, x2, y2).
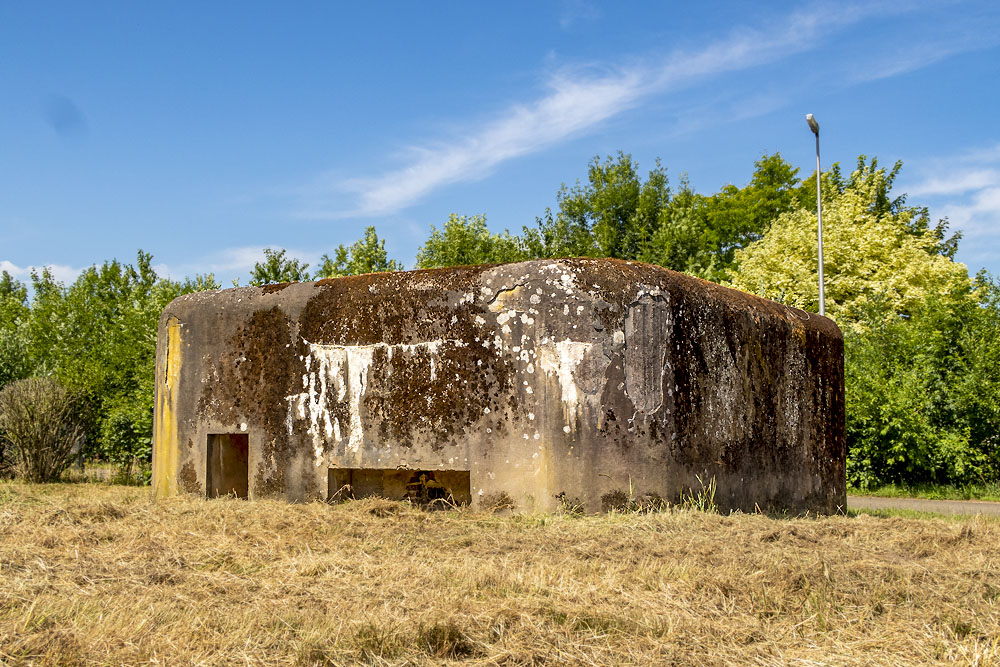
(0, 377, 87, 482)
(845, 285, 1000, 489)
(100, 405, 152, 485)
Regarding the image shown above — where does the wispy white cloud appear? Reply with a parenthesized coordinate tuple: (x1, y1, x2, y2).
(559, 0, 601, 30)
(938, 186, 1000, 236)
(961, 143, 1000, 164)
(908, 168, 1000, 197)
(293, 6, 880, 219)
(905, 142, 1000, 271)
(852, 48, 952, 83)
(654, 87, 791, 145)
(0, 260, 85, 285)
(154, 245, 325, 283)
(643, 4, 879, 90)
(838, 3, 1000, 88)
(849, 37, 982, 84)
(2, 245, 333, 289)
(293, 2, 986, 220)
(296, 67, 645, 219)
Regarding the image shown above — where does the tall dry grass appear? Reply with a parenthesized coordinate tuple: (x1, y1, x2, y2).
(0, 482, 998, 665)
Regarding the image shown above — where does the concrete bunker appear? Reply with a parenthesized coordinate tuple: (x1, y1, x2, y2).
(153, 257, 846, 513)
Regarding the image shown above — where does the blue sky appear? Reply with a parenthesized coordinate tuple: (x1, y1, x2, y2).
(2, 1, 999, 285)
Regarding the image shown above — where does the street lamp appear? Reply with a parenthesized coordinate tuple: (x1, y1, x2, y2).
(805, 113, 825, 317)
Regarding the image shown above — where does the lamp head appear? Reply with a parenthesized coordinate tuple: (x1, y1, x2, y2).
(806, 114, 820, 135)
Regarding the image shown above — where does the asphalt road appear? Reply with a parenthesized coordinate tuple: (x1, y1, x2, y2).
(847, 495, 1000, 516)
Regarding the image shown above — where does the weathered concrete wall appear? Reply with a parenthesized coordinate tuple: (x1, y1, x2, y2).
(153, 258, 845, 513)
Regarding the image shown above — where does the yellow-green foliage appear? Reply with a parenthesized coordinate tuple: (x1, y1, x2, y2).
(730, 160, 1000, 488)
(730, 165, 970, 326)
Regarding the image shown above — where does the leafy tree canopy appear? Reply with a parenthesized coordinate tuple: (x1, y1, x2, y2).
(0, 271, 31, 388)
(844, 277, 1000, 487)
(518, 151, 804, 281)
(314, 226, 403, 279)
(725, 156, 994, 488)
(0, 271, 28, 326)
(520, 152, 667, 261)
(4, 151, 994, 492)
(249, 248, 311, 286)
(416, 214, 525, 269)
(3, 251, 218, 480)
(729, 158, 970, 324)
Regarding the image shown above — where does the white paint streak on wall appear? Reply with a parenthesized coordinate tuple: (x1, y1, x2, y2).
(285, 339, 463, 466)
(344, 346, 374, 455)
(537, 338, 593, 431)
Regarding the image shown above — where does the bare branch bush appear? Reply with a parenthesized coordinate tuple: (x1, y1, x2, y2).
(0, 377, 86, 482)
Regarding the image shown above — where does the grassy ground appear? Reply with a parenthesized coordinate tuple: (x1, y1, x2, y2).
(1, 483, 998, 666)
(850, 483, 1000, 503)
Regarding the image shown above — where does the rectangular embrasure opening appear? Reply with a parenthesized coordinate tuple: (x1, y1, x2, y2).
(207, 433, 249, 499)
(328, 468, 471, 506)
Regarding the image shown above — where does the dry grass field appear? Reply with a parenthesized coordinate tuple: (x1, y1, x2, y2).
(1, 483, 998, 666)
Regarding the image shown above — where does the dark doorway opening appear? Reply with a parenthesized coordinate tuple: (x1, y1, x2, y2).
(207, 433, 249, 499)
(328, 468, 471, 506)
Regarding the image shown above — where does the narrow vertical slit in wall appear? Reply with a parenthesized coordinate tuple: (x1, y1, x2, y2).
(207, 433, 249, 499)
(163, 328, 170, 384)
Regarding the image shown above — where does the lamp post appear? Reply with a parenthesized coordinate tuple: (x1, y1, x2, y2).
(805, 113, 825, 317)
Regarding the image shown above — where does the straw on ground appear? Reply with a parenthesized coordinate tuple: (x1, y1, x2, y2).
(0, 483, 998, 665)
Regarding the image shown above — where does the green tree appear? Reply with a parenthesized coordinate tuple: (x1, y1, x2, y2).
(644, 154, 804, 281)
(799, 156, 960, 258)
(314, 226, 404, 278)
(952, 274, 1000, 477)
(729, 159, 969, 322)
(699, 153, 803, 277)
(646, 176, 715, 276)
(521, 152, 668, 261)
(728, 157, 994, 488)
(0, 271, 28, 326)
(519, 152, 803, 281)
(845, 283, 1000, 487)
(176, 274, 222, 293)
(15, 252, 217, 477)
(0, 271, 30, 389)
(28, 254, 161, 463)
(249, 248, 311, 285)
(416, 214, 525, 269)
(519, 207, 594, 259)
(22, 267, 69, 377)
